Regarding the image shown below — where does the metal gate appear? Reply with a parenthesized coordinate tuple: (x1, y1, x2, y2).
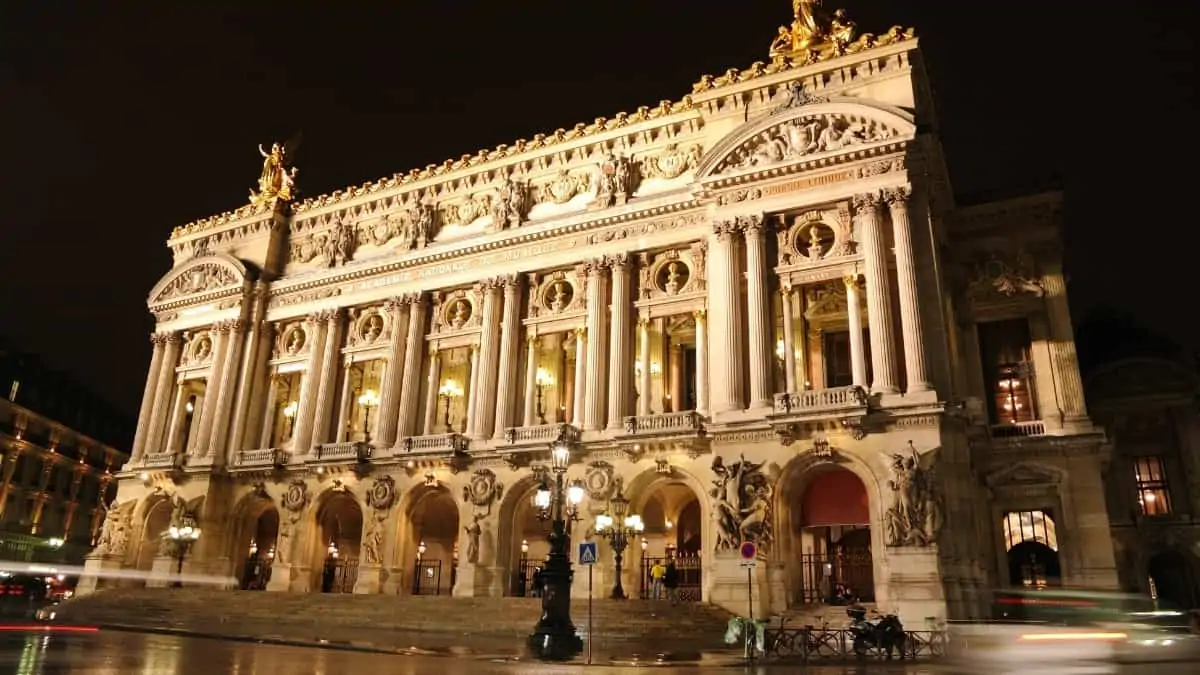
(640, 555, 702, 602)
(412, 559, 444, 595)
(514, 557, 540, 597)
(797, 550, 874, 604)
(321, 558, 359, 594)
(241, 556, 271, 590)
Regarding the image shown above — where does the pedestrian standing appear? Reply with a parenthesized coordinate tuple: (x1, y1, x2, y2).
(664, 559, 680, 606)
(650, 560, 666, 600)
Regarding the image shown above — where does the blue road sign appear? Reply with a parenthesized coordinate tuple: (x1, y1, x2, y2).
(739, 541, 757, 560)
(578, 542, 598, 566)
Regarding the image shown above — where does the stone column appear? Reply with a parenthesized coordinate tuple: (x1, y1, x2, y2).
(374, 298, 411, 446)
(164, 384, 190, 455)
(707, 219, 746, 414)
(855, 192, 900, 395)
(694, 309, 709, 416)
(493, 277, 523, 439)
(522, 334, 539, 428)
(843, 275, 869, 388)
(1041, 260, 1089, 424)
(473, 280, 504, 439)
(309, 311, 345, 450)
(423, 350, 442, 435)
(208, 320, 247, 460)
(229, 317, 271, 457)
(258, 373, 279, 449)
(131, 334, 168, 461)
(669, 343, 684, 412)
(606, 254, 632, 430)
(464, 344, 481, 437)
(743, 215, 773, 409)
(142, 333, 183, 458)
(582, 260, 609, 431)
(192, 323, 231, 456)
(290, 313, 329, 455)
(637, 318, 652, 416)
(884, 187, 932, 394)
(397, 294, 428, 439)
(334, 363, 354, 443)
(572, 328, 587, 425)
(780, 286, 797, 393)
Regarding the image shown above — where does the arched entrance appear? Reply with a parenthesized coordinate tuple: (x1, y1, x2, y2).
(312, 491, 363, 593)
(636, 480, 704, 602)
(399, 488, 459, 596)
(229, 493, 279, 590)
(1148, 551, 1199, 610)
(497, 479, 549, 598)
(1003, 510, 1061, 588)
(781, 465, 875, 606)
(133, 498, 173, 585)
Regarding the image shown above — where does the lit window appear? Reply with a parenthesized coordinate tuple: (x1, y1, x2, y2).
(1003, 510, 1058, 552)
(1134, 456, 1172, 516)
(994, 363, 1036, 424)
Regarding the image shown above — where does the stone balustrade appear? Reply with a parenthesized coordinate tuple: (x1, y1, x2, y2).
(502, 423, 580, 448)
(233, 448, 287, 468)
(773, 385, 870, 416)
(401, 433, 469, 455)
(312, 441, 372, 463)
(988, 420, 1046, 440)
(621, 411, 704, 435)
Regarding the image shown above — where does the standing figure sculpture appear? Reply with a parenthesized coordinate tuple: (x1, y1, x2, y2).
(250, 134, 302, 205)
(884, 443, 943, 547)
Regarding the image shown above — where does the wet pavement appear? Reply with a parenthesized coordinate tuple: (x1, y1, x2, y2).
(0, 629, 1195, 674)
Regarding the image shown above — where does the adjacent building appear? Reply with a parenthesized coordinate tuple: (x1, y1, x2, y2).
(0, 338, 131, 565)
(81, 4, 1119, 620)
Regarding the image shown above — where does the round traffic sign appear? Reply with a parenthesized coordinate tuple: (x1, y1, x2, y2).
(739, 541, 757, 559)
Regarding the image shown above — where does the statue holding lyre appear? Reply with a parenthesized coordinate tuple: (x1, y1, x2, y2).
(250, 133, 302, 206)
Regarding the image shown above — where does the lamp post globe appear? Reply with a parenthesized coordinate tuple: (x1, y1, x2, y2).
(526, 428, 584, 661)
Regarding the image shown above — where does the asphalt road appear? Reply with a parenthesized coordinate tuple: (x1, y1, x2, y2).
(0, 629, 1195, 675)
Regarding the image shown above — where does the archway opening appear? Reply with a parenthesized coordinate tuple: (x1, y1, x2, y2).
(133, 499, 173, 584)
(636, 480, 703, 603)
(405, 490, 459, 596)
(1003, 510, 1061, 588)
(506, 483, 549, 598)
(1148, 551, 1198, 610)
(231, 496, 278, 591)
(788, 466, 874, 605)
(314, 492, 363, 594)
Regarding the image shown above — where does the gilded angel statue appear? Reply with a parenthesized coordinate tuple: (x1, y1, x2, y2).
(250, 131, 303, 205)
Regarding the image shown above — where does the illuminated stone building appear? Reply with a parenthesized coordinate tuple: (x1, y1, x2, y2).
(0, 339, 130, 564)
(80, 3, 1118, 620)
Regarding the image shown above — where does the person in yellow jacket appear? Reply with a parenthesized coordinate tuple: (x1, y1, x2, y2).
(650, 561, 666, 600)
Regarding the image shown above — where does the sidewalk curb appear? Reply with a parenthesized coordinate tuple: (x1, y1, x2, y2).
(73, 623, 750, 668)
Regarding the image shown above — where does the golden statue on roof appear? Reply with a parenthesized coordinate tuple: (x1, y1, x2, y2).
(250, 132, 302, 206)
(769, 0, 859, 63)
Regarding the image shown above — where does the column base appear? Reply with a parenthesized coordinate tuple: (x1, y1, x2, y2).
(75, 555, 126, 596)
(146, 556, 177, 588)
(881, 545, 947, 624)
(353, 565, 385, 594)
(452, 562, 482, 596)
(266, 563, 311, 592)
(706, 550, 776, 619)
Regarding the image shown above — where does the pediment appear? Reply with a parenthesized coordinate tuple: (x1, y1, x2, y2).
(148, 253, 250, 306)
(1085, 358, 1197, 402)
(695, 99, 916, 180)
(985, 462, 1064, 489)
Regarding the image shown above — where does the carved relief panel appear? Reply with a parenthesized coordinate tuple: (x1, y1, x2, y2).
(440, 193, 492, 229)
(716, 112, 898, 175)
(639, 144, 702, 184)
(179, 330, 216, 370)
(270, 321, 311, 364)
(635, 243, 708, 316)
(536, 170, 593, 206)
(803, 281, 863, 330)
(431, 286, 483, 337)
(525, 269, 586, 331)
(344, 305, 390, 354)
(776, 204, 856, 269)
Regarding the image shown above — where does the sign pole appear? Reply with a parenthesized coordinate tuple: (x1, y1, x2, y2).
(587, 565, 593, 665)
(746, 565, 754, 663)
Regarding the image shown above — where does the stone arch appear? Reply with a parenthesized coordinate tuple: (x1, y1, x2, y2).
(128, 491, 175, 577)
(622, 464, 711, 601)
(304, 486, 365, 593)
(774, 449, 888, 607)
(494, 472, 548, 597)
(147, 252, 251, 307)
(693, 99, 917, 180)
(1146, 549, 1200, 610)
(393, 481, 460, 595)
(227, 487, 280, 588)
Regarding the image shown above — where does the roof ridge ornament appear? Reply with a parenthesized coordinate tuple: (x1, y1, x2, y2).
(250, 131, 303, 207)
(772, 81, 830, 113)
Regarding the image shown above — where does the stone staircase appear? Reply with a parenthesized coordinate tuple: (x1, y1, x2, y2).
(54, 589, 735, 651)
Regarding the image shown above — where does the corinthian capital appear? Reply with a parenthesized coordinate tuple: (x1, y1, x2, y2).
(851, 192, 882, 218)
(605, 252, 630, 269)
(150, 331, 173, 345)
(499, 273, 522, 291)
(882, 186, 912, 208)
(712, 219, 740, 241)
(735, 213, 765, 235)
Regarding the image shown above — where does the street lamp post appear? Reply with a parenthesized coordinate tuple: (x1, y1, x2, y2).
(439, 379, 464, 433)
(527, 428, 585, 661)
(357, 388, 380, 443)
(166, 522, 201, 588)
(594, 486, 644, 600)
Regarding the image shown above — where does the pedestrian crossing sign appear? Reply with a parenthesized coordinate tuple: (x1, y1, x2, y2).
(578, 542, 598, 566)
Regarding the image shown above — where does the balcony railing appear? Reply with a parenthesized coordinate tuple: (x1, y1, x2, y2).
(621, 411, 704, 435)
(401, 433, 469, 455)
(502, 423, 579, 448)
(233, 448, 287, 469)
(140, 452, 183, 470)
(773, 386, 869, 416)
(987, 420, 1046, 439)
(311, 442, 372, 462)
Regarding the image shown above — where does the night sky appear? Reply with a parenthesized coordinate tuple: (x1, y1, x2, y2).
(1, 2, 1193, 417)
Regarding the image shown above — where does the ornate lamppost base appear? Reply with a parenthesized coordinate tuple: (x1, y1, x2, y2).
(526, 627, 584, 661)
